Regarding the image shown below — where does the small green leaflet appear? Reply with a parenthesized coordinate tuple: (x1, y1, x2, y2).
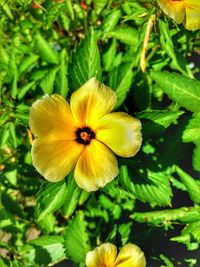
(175, 166, 200, 205)
(137, 110, 184, 135)
(119, 166, 172, 207)
(65, 211, 90, 263)
(35, 33, 58, 65)
(171, 221, 200, 250)
(36, 180, 68, 221)
(193, 142, 200, 172)
(19, 236, 66, 266)
(151, 71, 200, 112)
(182, 114, 200, 143)
(131, 207, 200, 225)
(109, 63, 134, 109)
(62, 177, 82, 218)
(110, 26, 138, 47)
(68, 28, 102, 91)
(182, 115, 200, 172)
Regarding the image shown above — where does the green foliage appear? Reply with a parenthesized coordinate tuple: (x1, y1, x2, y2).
(36, 180, 68, 221)
(151, 71, 200, 112)
(19, 236, 66, 266)
(68, 28, 102, 91)
(0, 1, 200, 267)
(65, 211, 90, 263)
(119, 166, 172, 207)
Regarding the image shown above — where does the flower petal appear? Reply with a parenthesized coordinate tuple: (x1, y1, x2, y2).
(95, 112, 142, 157)
(114, 244, 146, 267)
(86, 243, 117, 267)
(158, 0, 185, 23)
(32, 139, 83, 181)
(74, 139, 119, 191)
(30, 94, 76, 141)
(185, 0, 200, 30)
(70, 77, 117, 127)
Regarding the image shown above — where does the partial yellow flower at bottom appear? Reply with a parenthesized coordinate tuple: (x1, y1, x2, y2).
(29, 77, 142, 192)
(86, 242, 146, 267)
(158, 0, 200, 30)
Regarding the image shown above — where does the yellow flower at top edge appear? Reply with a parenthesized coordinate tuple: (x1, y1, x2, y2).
(86, 242, 146, 267)
(158, 0, 200, 30)
(29, 77, 142, 192)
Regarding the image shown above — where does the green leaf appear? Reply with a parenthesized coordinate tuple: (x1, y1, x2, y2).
(65, 211, 90, 263)
(119, 166, 172, 207)
(122, 2, 147, 22)
(109, 63, 134, 109)
(131, 207, 200, 225)
(175, 166, 200, 204)
(158, 18, 192, 76)
(79, 190, 90, 206)
(118, 223, 132, 245)
(11, 69, 18, 99)
(62, 176, 82, 218)
(35, 33, 58, 64)
(68, 28, 102, 90)
(160, 254, 175, 267)
(39, 67, 59, 94)
(0, 208, 15, 228)
(171, 221, 200, 250)
(159, 19, 181, 73)
(137, 110, 184, 135)
(1, 192, 24, 218)
(110, 26, 138, 46)
(102, 179, 135, 200)
(151, 71, 200, 112)
(18, 81, 35, 100)
(182, 114, 200, 143)
(193, 141, 200, 172)
(158, 123, 187, 167)
(2, 1, 13, 19)
(8, 122, 17, 148)
(19, 54, 39, 76)
(20, 236, 65, 267)
(0, 45, 9, 67)
(38, 213, 55, 234)
(55, 49, 69, 97)
(93, 0, 108, 15)
(0, 257, 9, 267)
(65, 0, 74, 20)
(102, 9, 121, 35)
(36, 180, 68, 221)
(102, 39, 117, 72)
(0, 125, 10, 148)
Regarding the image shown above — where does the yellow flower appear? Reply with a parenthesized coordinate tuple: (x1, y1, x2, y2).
(158, 0, 200, 30)
(29, 78, 142, 192)
(86, 242, 146, 267)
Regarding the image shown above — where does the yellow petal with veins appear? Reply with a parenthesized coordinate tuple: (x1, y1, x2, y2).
(32, 139, 83, 182)
(158, 0, 185, 23)
(95, 112, 142, 157)
(86, 243, 117, 267)
(114, 244, 146, 267)
(70, 77, 117, 127)
(30, 94, 76, 141)
(74, 139, 118, 191)
(185, 0, 200, 30)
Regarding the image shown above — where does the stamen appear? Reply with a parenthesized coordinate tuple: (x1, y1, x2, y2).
(75, 126, 95, 145)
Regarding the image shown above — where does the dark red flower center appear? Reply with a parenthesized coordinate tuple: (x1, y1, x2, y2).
(75, 127, 95, 145)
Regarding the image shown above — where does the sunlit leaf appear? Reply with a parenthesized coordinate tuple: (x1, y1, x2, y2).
(65, 211, 90, 263)
(119, 166, 172, 207)
(151, 71, 200, 112)
(68, 28, 102, 91)
(20, 236, 66, 266)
